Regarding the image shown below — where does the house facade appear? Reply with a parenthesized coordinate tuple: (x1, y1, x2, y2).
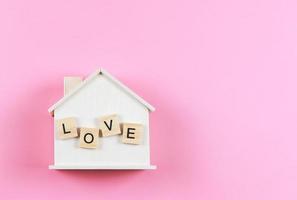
(48, 69, 156, 169)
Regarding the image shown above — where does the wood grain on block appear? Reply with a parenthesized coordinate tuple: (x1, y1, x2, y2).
(122, 123, 143, 144)
(56, 117, 78, 139)
(64, 77, 82, 95)
(79, 128, 99, 149)
(98, 114, 121, 137)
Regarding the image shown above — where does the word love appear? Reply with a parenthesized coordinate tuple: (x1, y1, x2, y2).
(56, 114, 143, 149)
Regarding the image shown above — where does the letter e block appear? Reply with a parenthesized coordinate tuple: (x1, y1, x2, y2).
(56, 117, 78, 139)
(122, 123, 143, 145)
(99, 114, 121, 137)
(79, 128, 99, 149)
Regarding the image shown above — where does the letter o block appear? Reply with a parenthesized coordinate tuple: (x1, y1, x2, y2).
(56, 117, 78, 139)
(79, 128, 99, 149)
(122, 123, 143, 145)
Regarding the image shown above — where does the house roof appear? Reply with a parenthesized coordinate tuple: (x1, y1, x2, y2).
(48, 68, 155, 116)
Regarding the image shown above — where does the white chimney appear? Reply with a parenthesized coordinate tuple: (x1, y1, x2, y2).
(64, 77, 83, 96)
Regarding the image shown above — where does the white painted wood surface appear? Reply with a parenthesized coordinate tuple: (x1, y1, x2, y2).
(51, 74, 154, 169)
(49, 68, 155, 114)
(49, 165, 156, 170)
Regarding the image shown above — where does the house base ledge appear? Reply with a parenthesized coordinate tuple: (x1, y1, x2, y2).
(49, 164, 157, 170)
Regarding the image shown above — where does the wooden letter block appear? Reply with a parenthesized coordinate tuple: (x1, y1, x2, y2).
(98, 114, 121, 137)
(79, 128, 99, 149)
(56, 117, 78, 139)
(122, 123, 143, 145)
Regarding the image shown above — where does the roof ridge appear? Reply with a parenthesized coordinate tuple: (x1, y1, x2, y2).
(48, 68, 155, 115)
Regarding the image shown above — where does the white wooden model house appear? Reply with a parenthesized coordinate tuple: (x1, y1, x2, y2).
(48, 68, 156, 169)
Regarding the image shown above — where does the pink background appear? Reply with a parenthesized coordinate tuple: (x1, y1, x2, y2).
(0, 0, 297, 199)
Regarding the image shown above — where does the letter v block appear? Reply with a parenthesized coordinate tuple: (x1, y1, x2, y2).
(56, 117, 78, 139)
(122, 123, 143, 144)
(98, 114, 121, 137)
